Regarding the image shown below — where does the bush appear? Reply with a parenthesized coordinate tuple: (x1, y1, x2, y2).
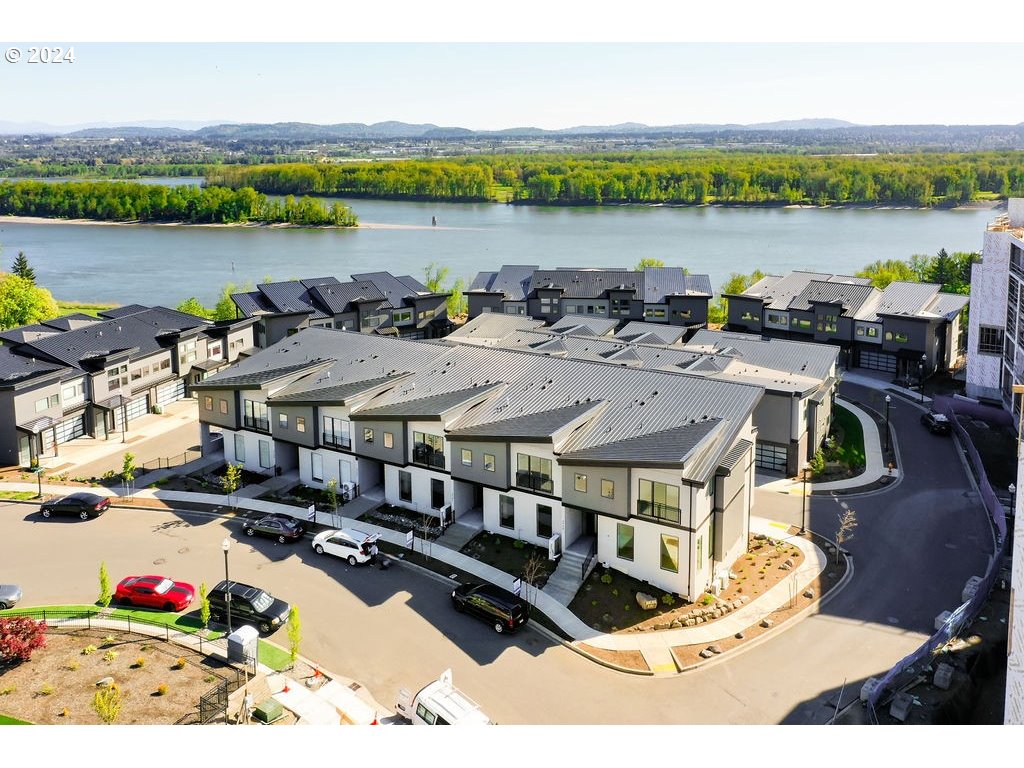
(82, 645, 98, 655)
(611, 588, 619, 597)
(133, 656, 146, 669)
(512, 539, 525, 549)
(65, 660, 80, 671)
(92, 684, 123, 724)
(600, 573, 613, 585)
(103, 650, 119, 663)
(0, 616, 47, 663)
(101, 470, 116, 480)
(156, 683, 168, 696)
(38, 683, 54, 696)
(700, 594, 715, 606)
(174, 657, 186, 669)
(661, 594, 676, 606)
(0, 685, 16, 695)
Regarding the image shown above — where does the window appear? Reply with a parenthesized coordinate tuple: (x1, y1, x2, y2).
(979, 326, 1004, 355)
(697, 535, 704, 570)
(392, 309, 413, 324)
(461, 448, 473, 466)
(243, 400, 269, 431)
(181, 339, 197, 365)
(616, 524, 634, 561)
(574, 473, 587, 493)
(611, 298, 631, 315)
(483, 453, 495, 472)
(34, 396, 50, 413)
(894, 332, 909, 343)
(539, 297, 559, 313)
(399, 470, 412, 502)
(323, 417, 352, 449)
(866, 327, 878, 338)
(234, 434, 246, 462)
(209, 342, 222, 358)
(363, 427, 374, 444)
(516, 453, 553, 493)
(767, 312, 786, 325)
(311, 453, 323, 482)
(278, 413, 289, 429)
(384, 431, 394, 449)
(536, 504, 552, 538)
(791, 318, 811, 330)
(499, 495, 514, 529)
(740, 311, 758, 321)
(417, 308, 436, 321)
(258, 440, 272, 469)
(219, 398, 228, 414)
(660, 534, 680, 573)
(601, 479, 615, 499)
(673, 308, 692, 319)
(296, 417, 306, 433)
(62, 381, 85, 401)
(413, 431, 445, 469)
(204, 396, 213, 411)
(638, 479, 680, 523)
(160, 359, 171, 370)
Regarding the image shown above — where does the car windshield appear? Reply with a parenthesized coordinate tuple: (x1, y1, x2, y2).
(153, 579, 174, 594)
(251, 591, 274, 612)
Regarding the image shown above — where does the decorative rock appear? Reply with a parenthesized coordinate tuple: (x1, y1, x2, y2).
(708, 644, 723, 655)
(695, 616, 705, 624)
(779, 562, 791, 571)
(784, 558, 794, 568)
(602, 614, 613, 623)
(95, 676, 114, 688)
(753, 533, 767, 540)
(740, 595, 751, 604)
(728, 571, 738, 580)
(889, 692, 914, 722)
(803, 588, 815, 599)
(685, 618, 696, 627)
(760, 618, 774, 628)
(933, 663, 955, 690)
(733, 600, 744, 610)
(670, 619, 682, 628)
(699, 649, 715, 659)
(636, 591, 658, 611)
(735, 631, 745, 640)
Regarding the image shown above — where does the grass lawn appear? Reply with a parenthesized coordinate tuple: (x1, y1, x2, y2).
(56, 300, 118, 318)
(1, 604, 224, 640)
(257, 640, 292, 672)
(0, 714, 33, 724)
(829, 405, 866, 469)
(0, 491, 38, 501)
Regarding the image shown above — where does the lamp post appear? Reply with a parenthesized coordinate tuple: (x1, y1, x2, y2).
(884, 394, 891, 453)
(918, 354, 926, 405)
(221, 537, 232, 635)
(1010, 483, 1017, 518)
(800, 462, 810, 535)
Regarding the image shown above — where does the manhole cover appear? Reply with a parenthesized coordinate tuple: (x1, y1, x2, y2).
(178, 547, 189, 554)
(153, 557, 166, 565)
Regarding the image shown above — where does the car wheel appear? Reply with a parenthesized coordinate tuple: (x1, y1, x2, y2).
(258, 621, 271, 634)
(314, 544, 325, 555)
(347, 555, 358, 566)
(41, 509, 51, 518)
(245, 527, 255, 537)
(119, 597, 132, 607)
(0, 602, 9, 610)
(453, 600, 464, 613)
(164, 602, 175, 611)
(277, 535, 286, 544)
(79, 510, 89, 520)
(493, 621, 505, 634)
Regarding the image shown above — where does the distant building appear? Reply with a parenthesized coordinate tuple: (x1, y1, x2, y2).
(726, 271, 968, 378)
(467, 265, 712, 332)
(0, 305, 254, 468)
(232, 273, 452, 348)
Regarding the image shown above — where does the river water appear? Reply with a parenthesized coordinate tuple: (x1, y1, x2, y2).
(0, 179, 1000, 307)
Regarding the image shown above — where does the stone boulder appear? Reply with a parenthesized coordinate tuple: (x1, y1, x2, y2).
(636, 592, 658, 611)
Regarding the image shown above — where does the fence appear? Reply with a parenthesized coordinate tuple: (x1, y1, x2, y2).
(198, 668, 247, 724)
(139, 449, 203, 475)
(864, 397, 1008, 713)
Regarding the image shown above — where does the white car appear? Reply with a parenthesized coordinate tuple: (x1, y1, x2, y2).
(311, 528, 380, 566)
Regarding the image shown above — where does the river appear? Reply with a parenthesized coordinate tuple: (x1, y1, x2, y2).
(0, 181, 1000, 307)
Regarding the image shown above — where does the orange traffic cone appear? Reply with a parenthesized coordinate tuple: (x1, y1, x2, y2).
(282, 683, 290, 693)
(371, 712, 378, 725)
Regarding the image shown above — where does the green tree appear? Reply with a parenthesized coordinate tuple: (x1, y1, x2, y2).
(0, 273, 60, 330)
(176, 297, 212, 319)
(121, 452, 137, 498)
(423, 263, 450, 293)
(855, 259, 917, 289)
(447, 276, 467, 318)
(221, 463, 243, 510)
(325, 478, 338, 515)
(11, 252, 35, 283)
(635, 258, 665, 270)
(286, 605, 302, 666)
(199, 581, 211, 629)
(211, 281, 251, 321)
(98, 561, 112, 608)
(709, 270, 766, 325)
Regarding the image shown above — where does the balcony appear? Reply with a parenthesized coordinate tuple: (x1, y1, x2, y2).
(515, 470, 553, 494)
(636, 500, 681, 524)
(322, 435, 352, 451)
(413, 445, 445, 470)
(243, 416, 270, 433)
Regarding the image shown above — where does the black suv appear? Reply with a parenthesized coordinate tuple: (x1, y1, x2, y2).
(920, 411, 952, 435)
(451, 582, 530, 634)
(207, 580, 291, 634)
(242, 513, 305, 544)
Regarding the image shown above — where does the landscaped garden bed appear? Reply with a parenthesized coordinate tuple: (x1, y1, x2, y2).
(459, 532, 552, 590)
(358, 504, 443, 540)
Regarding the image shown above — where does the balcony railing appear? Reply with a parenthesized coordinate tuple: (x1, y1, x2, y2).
(636, 500, 681, 524)
(322, 434, 352, 451)
(515, 470, 553, 494)
(243, 416, 270, 433)
(413, 446, 445, 470)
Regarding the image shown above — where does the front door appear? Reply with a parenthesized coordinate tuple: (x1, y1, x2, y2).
(430, 478, 445, 510)
(18, 434, 31, 467)
(584, 512, 597, 536)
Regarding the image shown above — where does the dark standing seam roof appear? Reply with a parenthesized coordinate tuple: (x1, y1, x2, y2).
(269, 373, 410, 404)
(41, 314, 101, 331)
(643, 267, 712, 301)
(789, 280, 878, 314)
(741, 272, 870, 311)
(468, 265, 539, 300)
(870, 281, 940, 319)
(615, 321, 685, 345)
(0, 344, 67, 385)
(308, 281, 386, 314)
(353, 383, 504, 419)
(0, 324, 60, 345)
(191, 359, 334, 390)
(716, 439, 752, 474)
(231, 291, 276, 315)
(447, 401, 606, 441)
(99, 304, 151, 319)
(549, 315, 619, 336)
(529, 269, 640, 298)
(255, 278, 338, 320)
(925, 292, 970, 319)
(560, 419, 722, 465)
(351, 272, 426, 304)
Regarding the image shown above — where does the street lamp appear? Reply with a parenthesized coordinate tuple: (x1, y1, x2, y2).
(884, 394, 891, 453)
(221, 537, 232, 635)
(800, 462, 810, 535)
(1010, 483, 1017, 518)
(918, 354, 927, 405)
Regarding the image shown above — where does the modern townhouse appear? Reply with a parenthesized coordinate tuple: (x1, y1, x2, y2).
(0, 305, 255, 468)
(467, 265, 713, 332)
(449, 314, 838, 475)
(193, 328, 763, 598)
(726, 271, 968, 378)
(231, 272, 452, 348)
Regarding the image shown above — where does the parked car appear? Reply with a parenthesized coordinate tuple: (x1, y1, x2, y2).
(451, 582, 530, 634)
(311, 528, 380, 566)
(207, 580, 290, 634)
(921, 411, 952, 435)
(0, 583, 23, 610)
(114, 575, 195, 612)
(242, 513, 305, 544)
(395, 669, 491, 725)
(39, 492, 110, 520)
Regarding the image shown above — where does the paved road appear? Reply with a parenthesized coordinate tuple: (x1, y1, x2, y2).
(0, 384, 994, 723)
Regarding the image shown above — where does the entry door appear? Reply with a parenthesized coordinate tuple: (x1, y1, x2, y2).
(18, 435, 30, 467)
(339, 458, 353, 486)
(430, 478, 445, 510)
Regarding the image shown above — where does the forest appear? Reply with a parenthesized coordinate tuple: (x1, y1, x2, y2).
(0, 180, 357, 226)
(205, 151, 1024, 207)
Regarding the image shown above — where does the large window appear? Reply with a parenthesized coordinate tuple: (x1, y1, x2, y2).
(499, 495, 514, 529)
(638, 479, 680, 523)
(278, 413, 288, 429)
(611, 298, 631, 316)
(311, 453, 323, 482)
(516, 454, 553, 494)
(616, 524, 634, 561)
(979, 326, 1004, 355)
(461, 448, 473, 466)
(413, 431, 445, 469)
(204, 396, 213, 411)
(399, 470, 412, 502)
(384, 431, 394, 449)
(243, 399, 269, 432)
(536, 504, 552, 538)
(234, 434, 246, 462)
(323, 417, 352, 449)
(660, 535, 680, 573)
(180, 339, 197, 364)
(258, 440, 272, 469)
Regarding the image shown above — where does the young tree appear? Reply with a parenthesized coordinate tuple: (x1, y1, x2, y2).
(176, 297, 212, 319)
(98, 561, 112, 608)
(286, 605, 302, 667)
(11, 252, 35, 283)
(447, 276, 468, 318)
(211, 281, 252, 321)
(92, 683, 124, 724)
(423, 263, 450, 294)
(199, 581, 211, 629)
(0, 616, 47, 663)
(221, 463, 243, 511)
(521, 552, 549, 607)
(835, 507, 858, 565)
(634, 258, 665, 270)
(0, 273, 60, 330)
(325, 478, 339, 526)
(121, 452, 137, 498)
(855, 259, 917, 290)
(708, 269, 766, 325)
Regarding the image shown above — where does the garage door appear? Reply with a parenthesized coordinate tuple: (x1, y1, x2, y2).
(156, 379, 186, 405)
(755, 442, 789, 472)
(55, 414, 86, 444)
(114, 395, 150, 428)
(857, 349, 897, 373)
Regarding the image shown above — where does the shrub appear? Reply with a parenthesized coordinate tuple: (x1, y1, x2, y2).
(0, 685, 16, 695)
(101, 469, 116, 480)
(174, 657, 186, 669)
(661, 594, 676, 606)
(156, 683, 168, 696)
(287, 605, 303, 665)
(82, 644, 98, 655)
(512, 539, 525, 549)
(0, 616, 47, 663)
(98, 562, 112, 608)
(623, 604, 630, 611)
(590, 600, 598, 607)
(103, 650, 119, 663)
(600, 573, 613, 585)
(65, 660, 80, 671)
(73, 476, 89, 483)
(700, 594, 715, 606)
(133, 656, 146, 669)
(203, 674, 217, 683)
(611, 588, 619, 597)
(38, 683, 54, 696)
(92, 684, 123, 724)
(59, 707, 70, 718)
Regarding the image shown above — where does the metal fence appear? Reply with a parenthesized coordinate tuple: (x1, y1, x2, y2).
(139, 449, 203, 475)
(865, 397, 1008, 713)
(198, 667, 247, 724)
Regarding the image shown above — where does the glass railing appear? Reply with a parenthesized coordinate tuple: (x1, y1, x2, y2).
(636, 500, 681, 524)
(515, 471, 553, 494)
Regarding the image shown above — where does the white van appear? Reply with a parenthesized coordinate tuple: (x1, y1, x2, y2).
(395, 669, 491, 725)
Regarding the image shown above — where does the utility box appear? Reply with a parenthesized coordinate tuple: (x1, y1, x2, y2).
(227, 625, 259, 666)
(253, 698, 283, 724)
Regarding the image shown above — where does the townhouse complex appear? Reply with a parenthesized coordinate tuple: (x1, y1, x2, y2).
(726, 271, 968, 378)
(0, 305, 255, 467)
(467, 265, 713, 328)
(193, 327, 765, 597)
(231, 272, 452, 348)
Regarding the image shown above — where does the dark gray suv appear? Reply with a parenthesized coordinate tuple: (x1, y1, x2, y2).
(207, 580, 290, 634)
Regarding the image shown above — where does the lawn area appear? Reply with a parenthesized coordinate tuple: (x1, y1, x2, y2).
(1, 604, 224, 640)
(825, 405, 866, 470)
(257, 640, 292, 672)
(0, 714, 33, 724)
(56, 300, 118, 318)
(0, 490, 38, 501)
(490, 185, 514, 203)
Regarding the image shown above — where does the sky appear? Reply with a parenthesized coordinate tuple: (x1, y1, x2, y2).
(2, 1, 1024, 130)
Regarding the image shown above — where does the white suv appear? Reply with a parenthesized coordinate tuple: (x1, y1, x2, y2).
(312, 527, 380, 566)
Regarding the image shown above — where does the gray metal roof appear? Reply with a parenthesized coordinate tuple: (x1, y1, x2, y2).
(354, 382, 504, 420)
(99, 304, 151, 319)
(925, 292, 969, 319)
(560, 419, 722, 469)
(686, 330, 839, 383)
(615, 321, 685, 345)
(642, 267, 713, 301)
(0, 324, 60, 345)
(467, 265, 539, 300)
(448, 401, 605, 441)
(529, 268, 641, 298)
(549, 315, 618, 336)
(351, 272, 431, 302)
(231, 291, 276, 316)
(192, 359, 334, 390)
(307, 281, 386, 314)
(789, 280, 878, 314)
(269, 373, 408, 404)
(869, 281, 938, 318)
(447, 314, 544, 343)
(740, 272, 870, 310)
(716, 439, 752, 475)
(41, 314, 101, 331)
(0, 344, 67, 386)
